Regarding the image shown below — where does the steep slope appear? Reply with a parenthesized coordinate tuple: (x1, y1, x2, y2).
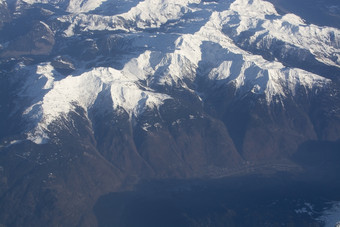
(0, 0, 10, 29)
(0, 0, 340, 226)
(1, 0, 338, 185)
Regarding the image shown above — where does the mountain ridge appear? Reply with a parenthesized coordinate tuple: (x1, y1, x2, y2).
(0, 0, 340, 226)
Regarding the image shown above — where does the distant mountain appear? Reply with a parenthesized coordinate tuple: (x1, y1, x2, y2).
(0, 0, 339, 226)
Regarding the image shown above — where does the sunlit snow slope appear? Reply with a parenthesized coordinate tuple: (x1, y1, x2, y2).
(8, 0, 339, 144)
(1, 1, 340, 226)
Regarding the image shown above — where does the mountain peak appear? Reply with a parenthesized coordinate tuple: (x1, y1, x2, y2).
(10, 0, 337, 144)
(1, 0, 340, 226)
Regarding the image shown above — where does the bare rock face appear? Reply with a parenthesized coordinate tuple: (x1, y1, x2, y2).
(1, 21, 54, 58)
(0, 0, 339, 226)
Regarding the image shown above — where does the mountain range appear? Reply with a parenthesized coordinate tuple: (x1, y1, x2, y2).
(0, 0, 339, 226)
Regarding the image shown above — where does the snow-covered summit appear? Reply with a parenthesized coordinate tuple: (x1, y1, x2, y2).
(21, 57, 171, 143)
(66, 0, 109, 13)
(58, 0, 339, 65)
(12, 0, 339, 144)
(17, 0, 108, 13)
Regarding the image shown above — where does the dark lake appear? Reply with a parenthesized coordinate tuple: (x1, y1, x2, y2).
(94, 173, 340, 226)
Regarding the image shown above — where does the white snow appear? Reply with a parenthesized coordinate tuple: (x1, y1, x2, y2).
(294, 202, 315, 216)
(20, 0, 63, 7)
(17, 0, 338, 144)
(142, 123, 151, 131)
(59, 0, 340, 67)
(318, 201, 340, 227)
(225, 0, 340, 68)
(9, 140, 23, 146)
(230, 0, 278, 17)
(22, 57, 171, 143)
(18, 0, 107, 13)
(58, 0, 201, 35)
(67, 0, 107, 13)
(0, 140, 24, 148)
(57, 0, 340, 68)
(120, 0, 200, 28)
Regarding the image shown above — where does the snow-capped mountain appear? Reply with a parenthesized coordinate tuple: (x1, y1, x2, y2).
(0, 0, 339, 226)
(12, 0, 338, 145)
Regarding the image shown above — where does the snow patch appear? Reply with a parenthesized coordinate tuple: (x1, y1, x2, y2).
(22, 59, 171, 144)
(67, 0, 107, 13)
(318, 202, 340, 227)
(295, 202, 315, 216)
(16, 0, 337, 144)
(142, 123, 151, 131)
